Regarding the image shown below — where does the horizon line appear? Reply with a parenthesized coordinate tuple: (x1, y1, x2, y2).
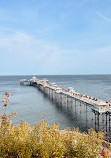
(0, 73, 111, 76)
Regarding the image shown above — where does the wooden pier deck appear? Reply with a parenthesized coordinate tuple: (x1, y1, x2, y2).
(20, 77, 111, 113)
(20, 76, 111, 132)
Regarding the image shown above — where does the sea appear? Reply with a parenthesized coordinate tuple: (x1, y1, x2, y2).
(0, 75, 111, 140)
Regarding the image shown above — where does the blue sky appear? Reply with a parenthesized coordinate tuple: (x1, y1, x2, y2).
(0, 0, 111, 75)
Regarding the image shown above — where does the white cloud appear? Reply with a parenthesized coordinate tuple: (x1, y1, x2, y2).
(0, 30, 110, 75)
(97, 45, 111, 53)
(0, 31, 78, 75)
(96, 11, 111, 22)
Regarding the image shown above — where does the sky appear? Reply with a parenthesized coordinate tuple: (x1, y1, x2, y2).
(0, 0, 111, 75)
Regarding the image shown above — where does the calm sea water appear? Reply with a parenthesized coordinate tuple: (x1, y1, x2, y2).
(0, 75, 111, 139)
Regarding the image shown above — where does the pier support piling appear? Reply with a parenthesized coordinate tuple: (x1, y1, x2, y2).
(80, 102, 81, 113)
(92, 111, 94, 120)
(109, 114, 111, 131)
(97, 112, 100, 131)
(106, 112, 108, 133)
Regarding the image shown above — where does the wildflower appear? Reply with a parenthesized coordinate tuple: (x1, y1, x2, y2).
(5, 91, 8, 95)
(3, 103, 8, 107)
(101, 148, 105, 156)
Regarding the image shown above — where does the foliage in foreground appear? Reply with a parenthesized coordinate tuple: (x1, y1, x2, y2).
(0, 119, 107, 158)
(0, 92, 109, 158)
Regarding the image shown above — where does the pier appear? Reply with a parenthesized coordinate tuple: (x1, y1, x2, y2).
(20, 76, 111, 133)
